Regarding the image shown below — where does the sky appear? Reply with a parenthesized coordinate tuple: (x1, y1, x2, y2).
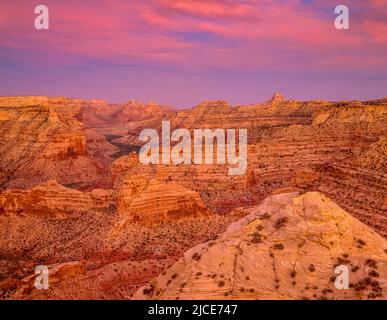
(0, 0, 386, 108)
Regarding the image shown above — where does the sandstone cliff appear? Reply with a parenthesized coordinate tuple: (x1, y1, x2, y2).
(109, 95, 387, 237)
(0, 180, 112, 218)
(0, 97, 118, 190)
(116, 179, 210, 224)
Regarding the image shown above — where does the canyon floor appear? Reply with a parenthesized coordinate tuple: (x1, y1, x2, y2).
(0, 94, 386, 300)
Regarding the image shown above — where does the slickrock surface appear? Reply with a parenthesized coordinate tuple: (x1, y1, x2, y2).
(134, 192, 387, 300)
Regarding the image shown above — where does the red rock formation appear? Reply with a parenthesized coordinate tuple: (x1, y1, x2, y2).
(0, 180, 112, 218)
(112, 96, 387, 237)
(0, 179, 234, 299)
(0, 97, 117, 190)
(117, 179, 210, 224)
(134, 192, 387, 300)
(0, 94, 386, 300)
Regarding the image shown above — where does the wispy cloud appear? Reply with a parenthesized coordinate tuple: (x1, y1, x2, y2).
(1, 0, 386, 70)
(0, 0, 386, 105)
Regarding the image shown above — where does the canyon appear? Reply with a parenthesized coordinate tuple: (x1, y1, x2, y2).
(138, 120, 248, 175)
(134, 192, 387, 300)
(0, 94, 385, 299)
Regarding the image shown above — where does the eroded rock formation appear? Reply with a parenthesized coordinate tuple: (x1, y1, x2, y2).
(0, 97, 117, 190)
(0, 180, 112, 218)
(134, 192, 387, 300)
(0, 94, 386, 300)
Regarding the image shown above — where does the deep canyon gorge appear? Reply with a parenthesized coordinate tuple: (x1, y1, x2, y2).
(0, 94, 386, 300)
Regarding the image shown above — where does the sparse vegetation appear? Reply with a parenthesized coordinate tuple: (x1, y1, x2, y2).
(273, 243, 284, 250)
(355, 238, 367, 248)
(351, 266, 359, 272)
(351, 276, 383, 298)
(251, 232, 263, 244)
(365, 259, 377, 269)
(192, 253, 202, 261)
(274, 217, 288, 229)
(368, 270, 379, 278)
(256, 225, 264, 231)
(218, 280, 225, 287)
(143, 284, 155, 296)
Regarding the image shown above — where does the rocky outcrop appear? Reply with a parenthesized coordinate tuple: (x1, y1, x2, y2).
(110, 154, 212, 225)
(0, 169, 210, 224)
(111, 154, 139, 183)
(11, 261, 86, 298)
(80, 100, 174, 136)
(116, 179, 210, 224)
(0, 180, 113, 218)
(268, 92, 285, 106)
(0, 97, 118, 190)
(134, 192, 387, 300)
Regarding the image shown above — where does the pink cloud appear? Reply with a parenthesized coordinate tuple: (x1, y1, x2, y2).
(156, 0, 253, 18)
(0, 0, 386, 72)
(363, 20, 387, 44)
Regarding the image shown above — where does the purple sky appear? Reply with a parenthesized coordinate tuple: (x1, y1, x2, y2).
(0, 0, 386, 108)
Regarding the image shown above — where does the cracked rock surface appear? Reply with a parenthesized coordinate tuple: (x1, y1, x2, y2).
(134, 192, 387, 300)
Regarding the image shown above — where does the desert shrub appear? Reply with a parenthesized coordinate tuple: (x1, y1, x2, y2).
(274, 217, 288, 229)
(349, 264, 359, 272)
(218, 280, 225, 287)
(143, 284, 155, 296)
(365, 259, 377, 269)
(256, 225, 264, 231)
(355, 238, 366, 248)
(369, 270, 379, 278)
(251, 232, 263, 244)
(273, 243, 284, 250)
(192, 253, 201, 261)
